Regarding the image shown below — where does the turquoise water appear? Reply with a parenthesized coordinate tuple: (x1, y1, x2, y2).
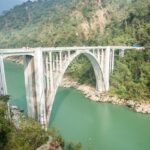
(4, 61, 150, 150)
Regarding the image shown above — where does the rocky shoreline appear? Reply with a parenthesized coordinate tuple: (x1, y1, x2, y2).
(6, 56, 23, 64)
(5, 57, 150, 114)
(61, 77, 150, 114)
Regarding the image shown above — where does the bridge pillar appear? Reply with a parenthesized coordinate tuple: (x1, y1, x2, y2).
(59, 52, 62, 71)
(23, 55, 37, 118)
(103, 46, 110, 91)
(52, 54, 55, 71)
(34, 50, 47, 128)
(45, 54, 50, 92)
(56, 53, 59, 72)
(111, 49, 115, 72)
(109, 48, 115, 73)
(0, 56, 7, 95)
(100, 49, 104, 72)
(49, 52, 54, 92)
(119, 49, 125, 57)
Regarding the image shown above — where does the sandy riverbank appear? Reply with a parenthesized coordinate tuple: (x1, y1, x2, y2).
(61, 76, 150, 114)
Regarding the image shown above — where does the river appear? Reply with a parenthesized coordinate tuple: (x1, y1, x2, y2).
(4, 61, 150, 150)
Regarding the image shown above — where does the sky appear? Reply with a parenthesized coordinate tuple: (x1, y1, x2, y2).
(0, 0, 35, 14)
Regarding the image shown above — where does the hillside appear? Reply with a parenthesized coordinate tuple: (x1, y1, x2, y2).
(103, 0, 150, 46)
(0, 0, 149, 100)
(0, 0, 131, 48)
(106, 0, 150, 100)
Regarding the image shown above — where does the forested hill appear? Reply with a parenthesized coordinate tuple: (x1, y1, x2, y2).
(103, 0, 150, 46)
(0, 0, 150, 100)
(0, 0, 132, 48)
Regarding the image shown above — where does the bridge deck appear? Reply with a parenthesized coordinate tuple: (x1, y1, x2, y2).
(0, 46, 144, 55)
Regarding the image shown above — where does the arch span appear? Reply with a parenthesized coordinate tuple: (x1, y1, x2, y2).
(0, 46, 145, 129)
(46, 50, 106, 123)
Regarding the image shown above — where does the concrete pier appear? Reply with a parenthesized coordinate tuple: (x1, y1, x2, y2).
(23, 55, 37, 118)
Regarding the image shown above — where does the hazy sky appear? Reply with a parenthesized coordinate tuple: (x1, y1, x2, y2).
(0, 0, 35, 14)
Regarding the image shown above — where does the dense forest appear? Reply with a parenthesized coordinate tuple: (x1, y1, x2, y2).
(0, 0, 132, 48)
(104, 0, 150, 100)
(0, 0, 149, 100)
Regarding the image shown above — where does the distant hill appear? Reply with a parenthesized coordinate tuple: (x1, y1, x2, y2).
(0, 0, 132, 48)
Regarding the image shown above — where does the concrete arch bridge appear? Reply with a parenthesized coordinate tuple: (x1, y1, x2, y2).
(0, 46, 144, 128)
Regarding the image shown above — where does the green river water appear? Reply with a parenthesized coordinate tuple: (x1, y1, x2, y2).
(4, 61, 150, 150)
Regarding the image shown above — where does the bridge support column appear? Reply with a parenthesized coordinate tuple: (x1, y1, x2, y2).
(52, 54, 55, 71)
(104, 47, 110, 91)
(119, 49, 125, 57)
(49, 52, 54, 92)
(0, 56, 7, 95)
(109, 48, 115, 73)
(45, 54, 50, 92)
(59, 52, 62, 71)
(100, 49, 104, 72)
(97, 49, 100, 63)
(34, 50, 47, 129)
(56, 53, 59, 72)
(23, 55, 37, 118)
(111, 49, 115, 72)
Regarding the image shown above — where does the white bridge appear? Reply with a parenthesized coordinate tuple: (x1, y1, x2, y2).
(0, 46, 144, 128)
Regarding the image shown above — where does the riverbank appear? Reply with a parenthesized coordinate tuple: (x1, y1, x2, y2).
(61, 76, 150, 114)
(5, 58, 150, 114)
(6, 56, 23, 64)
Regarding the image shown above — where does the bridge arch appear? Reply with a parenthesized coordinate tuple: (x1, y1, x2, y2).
(0, 46, 145, 128)
(47, 50, 106, 122)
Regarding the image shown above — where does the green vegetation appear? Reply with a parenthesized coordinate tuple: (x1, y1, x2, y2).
(67, 0, 150, 100)
(0, 0, 149, 100)
(0, 0, 150, 148)
(0, 96, 82, 150)
(0, 96, 49, 150)
(66, 54, 96, 86)
(106, 0, 150, 100)
(110, 49, 150, 100)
